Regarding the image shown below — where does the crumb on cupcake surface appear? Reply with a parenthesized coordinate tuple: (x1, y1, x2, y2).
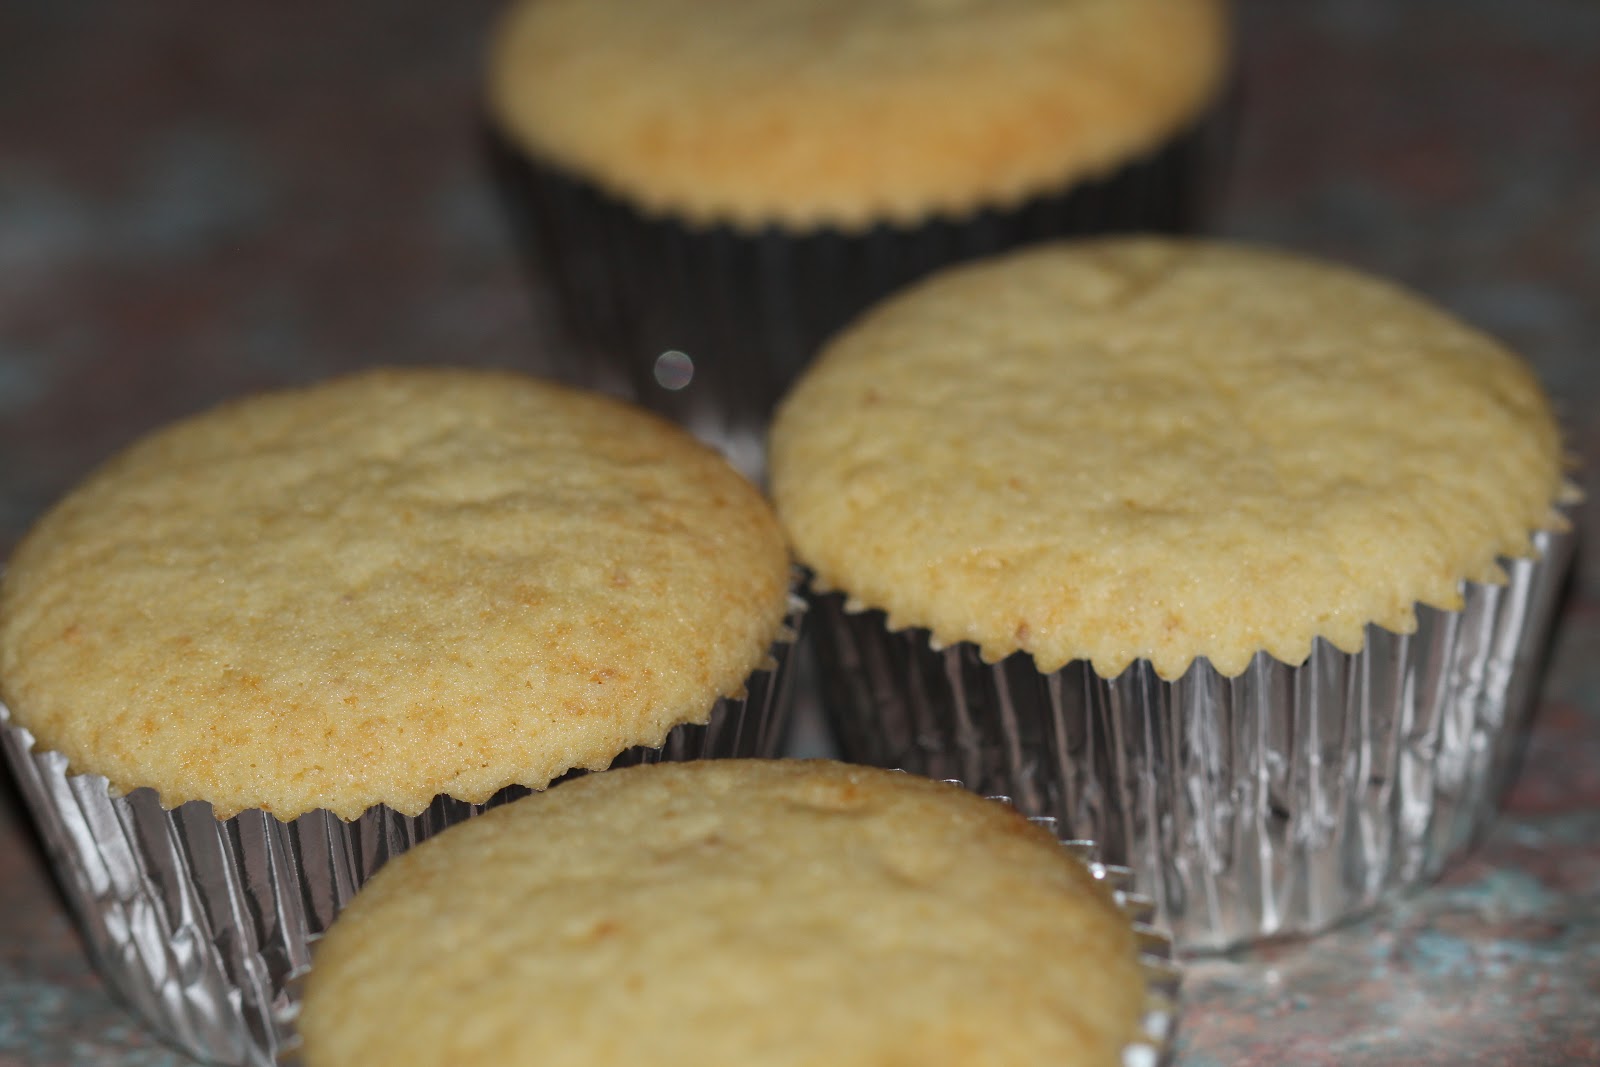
(297, 759, 1148, 1067)
(488, 0, 1230, 231)
(0, 368, 793, 819)
(768, 238, 1568, 679)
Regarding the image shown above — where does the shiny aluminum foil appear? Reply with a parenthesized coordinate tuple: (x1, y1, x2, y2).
(268, 794, 1179, 1067)
(811, 523, 1576, 952)
(1044, 829, 1181, 1067)
(0, 594, 804, 1067)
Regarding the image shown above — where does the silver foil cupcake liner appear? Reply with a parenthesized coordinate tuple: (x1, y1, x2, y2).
(485, 113, 1226, 478)
(0, 593, 805, 1067)
(267, 788, 1180, 1067)
(1033, 822, 1181, 1067)
(811, 521, 1576, 952)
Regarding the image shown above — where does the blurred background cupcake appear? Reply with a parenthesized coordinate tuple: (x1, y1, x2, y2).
(485, 0, 1233, 475)
(0, 367, 798, 1065)
(295, 759, 1179, 1067)
(768, 237, 1577, 951)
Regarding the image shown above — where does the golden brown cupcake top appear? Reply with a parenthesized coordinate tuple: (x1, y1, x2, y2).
(488, 0, 1230, 231)
(769, 238, 1568, 679)
(0, 368, 792, 819)
(298, 759, 1148, 1067)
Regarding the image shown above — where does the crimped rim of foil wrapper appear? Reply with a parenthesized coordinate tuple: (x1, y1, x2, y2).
(0, 591, 805, 1067)
(811, 511, 1577, 952)
(267, 786, 1180, 1067)
(1021, 811, 1182, 1067)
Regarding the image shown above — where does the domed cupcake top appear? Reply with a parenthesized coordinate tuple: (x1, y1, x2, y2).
(769, 239, 1567, 679)
(488, 0, 1230, 231)
(0, 368, 792, 819)
(298, 759, 1149, 1067)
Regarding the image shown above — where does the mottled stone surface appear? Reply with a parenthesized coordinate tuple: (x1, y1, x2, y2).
(1, 0, 1597, 1064)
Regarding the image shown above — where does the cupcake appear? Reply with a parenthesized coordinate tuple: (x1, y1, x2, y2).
(294, 759, 1179, 1067)
(0, 368, 798, 1066)
(485, 0, 1232, 475)
(767, 238, 1577, 950)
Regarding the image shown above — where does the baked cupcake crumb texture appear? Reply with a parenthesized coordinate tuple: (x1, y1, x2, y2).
(0, 368, 793, 819)
(489, 0, 1230, 231)
(769, 238, 1567, 679)
(297, 759, 1148, 1067)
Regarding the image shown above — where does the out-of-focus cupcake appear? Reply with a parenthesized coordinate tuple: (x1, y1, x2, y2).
(768, 238, 1577, 950)
(295, 759, 1179, 1067)
(485, 0, 1233, 476)
(0, 367, 798, 1066)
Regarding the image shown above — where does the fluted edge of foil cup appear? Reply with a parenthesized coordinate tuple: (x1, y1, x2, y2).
(267, 785, 1180, 1067)
(810, 513, 1577, 952)
(0, 592, 806, 1067)
(1023, 812, 1183, 1067)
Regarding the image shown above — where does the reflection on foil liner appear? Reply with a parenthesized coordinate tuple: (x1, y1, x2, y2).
(811, 522, 1575, 952)
(0, 595, 803, 1067)
(266, 795, 1181, 1067)
(1036, 829, 1182, 1067)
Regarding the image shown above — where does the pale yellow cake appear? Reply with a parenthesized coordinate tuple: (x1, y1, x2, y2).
(0, 368, 792, 819)
(297, 759, 1149, 1067)
(488, 0, 1230, 231)
(769, 239, 1568, 680)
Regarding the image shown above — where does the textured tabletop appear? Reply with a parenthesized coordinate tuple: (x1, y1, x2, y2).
(2, 1, 1598, 1064)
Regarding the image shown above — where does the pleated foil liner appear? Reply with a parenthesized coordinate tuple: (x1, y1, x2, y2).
(811, 521, 1576, 952)
(0, 594, 804, 1067)
(485, 115, 1222, 478)
(267, 795, 1181, 1067)
(1035, 825, 1181, 1067)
